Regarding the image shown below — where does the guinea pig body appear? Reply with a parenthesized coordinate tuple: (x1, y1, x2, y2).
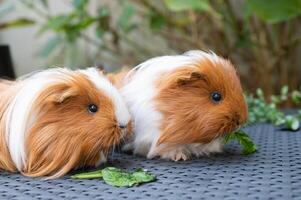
(0, 68, 131, 178)
(116, 50, 248, 161)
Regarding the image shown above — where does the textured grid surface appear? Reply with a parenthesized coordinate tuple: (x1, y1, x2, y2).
(0, 124, 301, 200)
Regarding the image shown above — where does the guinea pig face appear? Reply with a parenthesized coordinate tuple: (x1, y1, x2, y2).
(156, 57, 248, 146)
(22, 69, 131, 178)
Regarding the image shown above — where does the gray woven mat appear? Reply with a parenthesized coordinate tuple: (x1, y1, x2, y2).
(0, 124, 301, 200)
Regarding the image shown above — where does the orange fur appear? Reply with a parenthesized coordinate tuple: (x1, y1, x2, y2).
(155, 58, 248, 147)
(0, 71, 129, 178)
(23, 73, 121, 178)
(0, 85, 18, 172)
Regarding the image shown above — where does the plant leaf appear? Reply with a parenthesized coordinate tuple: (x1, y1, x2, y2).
(38, 15, 70, 34)
(224, 130, 257, 155)
(285, 115, 300, 131)
(292, 90, 301, 104)
(102, 167, 138, 187)
(246, 0, 301, 23)
(131, 169, 156, 183)
(163, 0, 211, 12)
(72, 167, 156, 187)
(117, 4, 135, 32)
(0, 18, 35, 29)
(149, 11, 166, 30)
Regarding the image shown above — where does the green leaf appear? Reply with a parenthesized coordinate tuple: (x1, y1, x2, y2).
(131, 169, 156, 183)
(246, 0, 301, 23)
(164, 0, 211, 12)
(271, 95, 282, 104)
(102, 167, 139, 187)
(72, 167, 156, 187)
(255, 88, 264, 100)
(224, 130, 257, 155)
(280, 85, 289, 101)
(117, 4, 135, 32)
(149, 12, 166, 30)
(0, 18, 35, 29)
(292, 90, 301, 104)
(281, 85, 289, 95)
(285, 115, 300, 131)
(38, 15, 70, 34)
(71, 170, 103, 179)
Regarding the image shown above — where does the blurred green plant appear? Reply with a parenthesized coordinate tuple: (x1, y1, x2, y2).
(246, 86, 301, 130)
(0, 0, 300, 94)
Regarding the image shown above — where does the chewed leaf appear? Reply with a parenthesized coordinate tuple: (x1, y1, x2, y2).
(224, 130, 257, 155)
(102, 167, 156, 187)
(132, 169, 156, 183)
(102, 167, 137, 187)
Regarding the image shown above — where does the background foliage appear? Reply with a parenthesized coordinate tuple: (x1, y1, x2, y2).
(0, 0, 301, 97)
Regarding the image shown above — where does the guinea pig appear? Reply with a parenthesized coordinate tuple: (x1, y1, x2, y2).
(110, 50, 248, 161)
(0, 67, 131, 178)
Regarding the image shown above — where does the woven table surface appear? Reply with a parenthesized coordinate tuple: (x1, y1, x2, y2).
(0, 124, 301, 200)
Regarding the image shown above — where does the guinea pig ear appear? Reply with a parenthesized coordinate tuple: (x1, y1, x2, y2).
(54, 88, 76, 103)
(48, 85, 77, 104)
(175, 69, 207, 86)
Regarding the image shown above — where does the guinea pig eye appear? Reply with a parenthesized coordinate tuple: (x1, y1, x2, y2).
(88, 104, 98, 113)
(211, 92, 222, 103)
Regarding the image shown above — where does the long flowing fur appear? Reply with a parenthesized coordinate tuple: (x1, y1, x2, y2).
(112, 50, 248, 161)
(0, 68, 131, 178)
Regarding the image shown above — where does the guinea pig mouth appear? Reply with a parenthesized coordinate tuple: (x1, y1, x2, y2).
(218, 121, 242, 136)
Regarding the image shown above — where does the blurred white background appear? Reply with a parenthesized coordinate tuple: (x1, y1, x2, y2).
(0, 0, 101, 76)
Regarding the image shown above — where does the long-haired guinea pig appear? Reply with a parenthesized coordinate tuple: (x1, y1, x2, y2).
(109, 50, 248, 161)
(0, 67, 131, 178)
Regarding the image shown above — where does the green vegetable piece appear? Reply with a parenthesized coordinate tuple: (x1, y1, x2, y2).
(131, 169, 156, 183)
(71, 167, 156, 187)
(102, 167, 137, 187)
(224, 130, 257, 155)
(102, 167, 156, 187)
(71, 170, 103, 179)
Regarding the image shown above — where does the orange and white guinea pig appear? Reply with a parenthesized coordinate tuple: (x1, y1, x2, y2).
(110, 50, 248, 161)
(0, 67, 131, 178)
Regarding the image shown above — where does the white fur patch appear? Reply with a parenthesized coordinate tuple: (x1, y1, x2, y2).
(80, 68, 131, 126)
(121, 50, 225, 158)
